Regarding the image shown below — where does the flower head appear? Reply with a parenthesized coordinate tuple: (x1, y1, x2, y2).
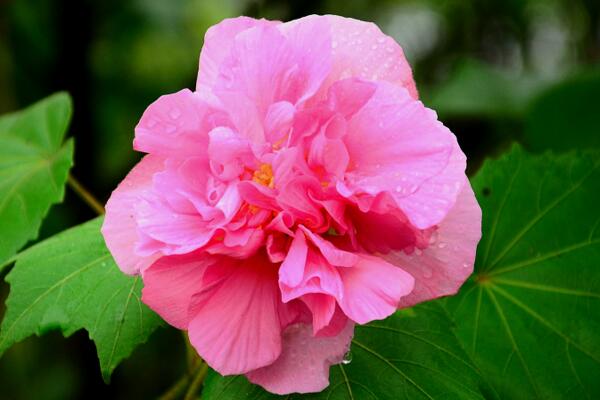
(102, 15, 481, 394)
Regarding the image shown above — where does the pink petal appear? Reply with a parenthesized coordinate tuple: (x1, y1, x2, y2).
(213, 17, 332, 141)
(279, 231, 308, 287)
(326, 78, 377, 118)
(307, 127, 350, 179)
(134, 89, 227, 157)
(264, 101, 295, 145)
(208, 126, 254, 181)
(396, 142, 467, 229)
(301, 293, 336, 334)
(340, 81, 458, 229)
(101, 155, 164, 275)
(384, 182, 482, 307)
(197, 17, 279, 90)
(141, 253, 214, 329)
(299, 226, 358, 267)
(349, 207, 417, 254)
(134, 195, 215, 256)
(280, 250, 344, 303)
(246, 320, 354, 394)
(277, 176, 325, 230)
(187, 256, 282, 375)
(323, 15, 418, 99)
(338, 254, 415, 324)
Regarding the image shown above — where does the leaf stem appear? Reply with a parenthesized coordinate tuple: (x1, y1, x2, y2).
(67, 174, 105, 215)
(184, 361, 209, 400)
(157, 374, 191, 400)
(183, 331, 198, 372)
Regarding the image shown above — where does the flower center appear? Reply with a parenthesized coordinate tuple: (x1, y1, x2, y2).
(253, 163, 275, 188)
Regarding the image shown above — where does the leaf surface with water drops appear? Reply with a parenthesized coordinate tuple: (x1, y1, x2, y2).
(0, 217, 163, 381)
(203, 303, 487, 399)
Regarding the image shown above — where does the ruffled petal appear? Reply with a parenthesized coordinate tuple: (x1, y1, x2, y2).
(197, 17, 279, 90)
(187, 255, 282, 375)
(101, 155, 164, 275)
(134, 89, 228, 158)
(339, 81, 459, 229)
(141, 252, 214, 329)
(323, 15, 417, 99)
(384, 183, 482, 307)
(213, 16, 332, 142)
(246, 320, 354, 394)
(338, 254, 414, 324)
(301, 293, 336, 334)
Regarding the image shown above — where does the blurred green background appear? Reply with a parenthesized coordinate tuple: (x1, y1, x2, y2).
(0, 0, 598, 398)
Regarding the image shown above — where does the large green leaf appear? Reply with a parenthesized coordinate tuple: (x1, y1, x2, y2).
(446, 145, 600, 399)
(0, 217, 163, 381)
(0, 92, 74, 266)
(203, 303, 487, 400)
(524, 70, 600, 152)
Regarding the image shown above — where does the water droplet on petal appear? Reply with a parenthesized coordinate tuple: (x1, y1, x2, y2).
(429, 231, 438, 245)
(165, 124, 177, 134)
(371, 44, 378, 50)
(169, 108, 181, 119)
(342, 351, 353, 364)
(377, 37, 385, 44)
(422, 266, 433, 278)
(438, 242, 447, 249)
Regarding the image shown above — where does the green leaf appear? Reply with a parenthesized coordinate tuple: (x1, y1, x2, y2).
(446, 145, 600, 398)
(0, 92, 74, 266)
(0, 217, 163, 381)
(524, 70, 600, 152)
(203, 303, 487, 400)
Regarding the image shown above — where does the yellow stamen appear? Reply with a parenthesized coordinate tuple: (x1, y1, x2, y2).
(252, 163, 275, 188)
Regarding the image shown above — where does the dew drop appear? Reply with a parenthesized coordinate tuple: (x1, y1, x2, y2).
(342, 351, 353, 364)
(165, 124, 177, 134)
(422, 266, 433, 278)
(462, 263, 470, 269)
(377, 37, 385, 44)
(371, 44, 378, 50)
(169, 108, 181, 119)
(429, 231, 438, 245)
(437, 242, 447, 249)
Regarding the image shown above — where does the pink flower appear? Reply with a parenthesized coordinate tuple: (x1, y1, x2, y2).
(101, 15, 481, 394)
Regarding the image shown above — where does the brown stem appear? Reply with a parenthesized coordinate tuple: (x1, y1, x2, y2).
(67, 174, 105, 215)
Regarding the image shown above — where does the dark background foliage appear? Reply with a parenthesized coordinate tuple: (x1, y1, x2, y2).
(0, 0, 598, 398)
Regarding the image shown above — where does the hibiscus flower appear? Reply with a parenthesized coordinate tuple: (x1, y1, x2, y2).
(102, 15, 481, 394)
